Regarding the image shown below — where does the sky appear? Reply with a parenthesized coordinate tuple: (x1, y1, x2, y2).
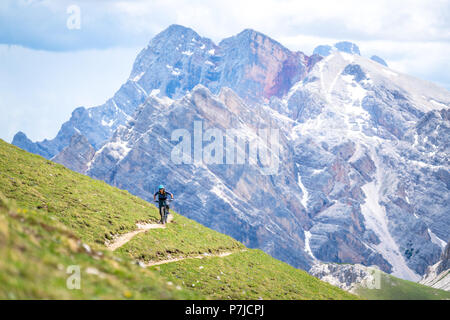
(1, 0, 449, 142)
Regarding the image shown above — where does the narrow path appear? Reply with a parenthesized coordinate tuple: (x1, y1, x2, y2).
(106, 215, 173, 251)
(143, 251, 239, 267)
(105, 215, 246, 267)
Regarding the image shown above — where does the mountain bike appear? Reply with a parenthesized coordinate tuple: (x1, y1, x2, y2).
(155, 199, 173, 224)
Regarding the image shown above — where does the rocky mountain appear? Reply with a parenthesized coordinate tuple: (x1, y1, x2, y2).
(86, 85, 312, 269)
(370, 55, 388, 67)
(271, 52, 450, 280)
(51, 133, 95, 173)
(310, 261, 450, 299)
(313, 42, 389, 67)
(13, 25, 317, 160)
(310, 263, 381, 292)
(12, 25, 450, 281)
(420, 242, 450, 291)
(313, 41, 361, 57)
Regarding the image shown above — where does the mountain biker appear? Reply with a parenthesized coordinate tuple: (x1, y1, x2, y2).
(153, 185, 174, 224)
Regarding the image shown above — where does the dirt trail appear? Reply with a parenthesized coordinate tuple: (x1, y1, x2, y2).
(106, 215, 173, 251)
(106, 215, 245, 267)
(143, 251, 238, 267)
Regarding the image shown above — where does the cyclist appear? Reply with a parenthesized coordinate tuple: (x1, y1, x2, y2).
(153, 185, 174, 224)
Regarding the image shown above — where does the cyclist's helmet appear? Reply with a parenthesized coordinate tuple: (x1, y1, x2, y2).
(158, 185, 165, 190)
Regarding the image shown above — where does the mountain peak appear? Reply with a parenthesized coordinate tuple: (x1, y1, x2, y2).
(153, 24, 201, 42)
(12, 131, 27, 141)
(12, 131, 42, 156)
(219, 28, 288, 51)
(236, 28, 265, 39)
(370, 55, 388, 67)
(313, 41, 360, 57)
(334, 41, 360, 55)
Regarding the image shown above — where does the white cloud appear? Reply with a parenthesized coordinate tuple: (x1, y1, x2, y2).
(1, 0, 449, 143)
(0, 45, 141, 142)
(4, 0, 449, 49)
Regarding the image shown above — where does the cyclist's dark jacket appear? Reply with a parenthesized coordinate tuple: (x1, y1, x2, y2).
(154, 191, 173, 207)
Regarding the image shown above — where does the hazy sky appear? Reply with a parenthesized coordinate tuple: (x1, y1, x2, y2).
(1, 0, 449, 142)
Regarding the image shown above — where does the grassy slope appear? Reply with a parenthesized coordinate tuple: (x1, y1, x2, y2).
(116, 215, 244, 262)
(355, 272, 450, 300)
(0, 139, 356, 300)
(154, 250, 358, 300)
(0, 193, 198, 299)
(0, 139, 242, 261)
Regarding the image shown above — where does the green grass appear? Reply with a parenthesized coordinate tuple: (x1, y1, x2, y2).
(0, 193, 199, 299)
(116, 214, 244, 262)
(355, 272, 450, 300)
(0, 139, 241, 257)
(153, 250, 359, 300)
(0, 139, 358, 300)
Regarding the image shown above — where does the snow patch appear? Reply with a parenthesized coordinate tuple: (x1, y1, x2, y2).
(101, 119, 114, 127)
(360, 147, 420, 281)
(429, 99, 448, 108)
(296, 164, 309, 209)
(304, 230, 317, 261)
(428, 228, 446, 249)
(182, 50, 193, 56)
(382, 69, 398, 77)
(106, 140, 131, 162)
(131, 72, 144, 82)
(150, 89, 160, 97)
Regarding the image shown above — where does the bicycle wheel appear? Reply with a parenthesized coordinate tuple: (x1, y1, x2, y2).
(162, 206, 167, 224)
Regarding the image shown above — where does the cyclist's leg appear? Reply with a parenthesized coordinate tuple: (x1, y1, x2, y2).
(164, 202, 169, 223)
(164, 206, 168, 224)
(161, 201, 167, 224)
(158, 205, 164, 223)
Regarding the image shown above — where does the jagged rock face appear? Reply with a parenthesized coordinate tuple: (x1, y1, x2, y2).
(310, 263, 381, 292)
(217, 29, 311, 102)
(313, 45, 333, 57)
(334, 41, 361, 55)
(86, 53, 450, 279)
(12, 84, 145, 159)
(12, 131, 52, 158)
(313, 41, 361, 57)
(279, 52, 450, 280)
(370, 55, 388, 67)
(420, 242, 450, 291)
(129, 24, 219, 100)
(14, 25, 314, 159)
(52, 133, 95, 173)
(12, 25, 450, 281)
(131, 25, 314, 103)
(88, 86, 312, 269)
(438, 242, 450, 274)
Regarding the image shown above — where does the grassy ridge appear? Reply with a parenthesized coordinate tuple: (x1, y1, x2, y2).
(153, 250, 358, 300)
(0, 192, 198, 299)
(0, 139, 358, 300)
(0, 139, 241, 259)
(116, 214, 245, 262)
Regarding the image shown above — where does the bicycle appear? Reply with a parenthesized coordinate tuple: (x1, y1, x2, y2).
(155, 199, 173, 225)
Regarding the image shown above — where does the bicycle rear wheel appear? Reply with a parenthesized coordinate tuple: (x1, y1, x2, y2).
(162, 206, 168, 224)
